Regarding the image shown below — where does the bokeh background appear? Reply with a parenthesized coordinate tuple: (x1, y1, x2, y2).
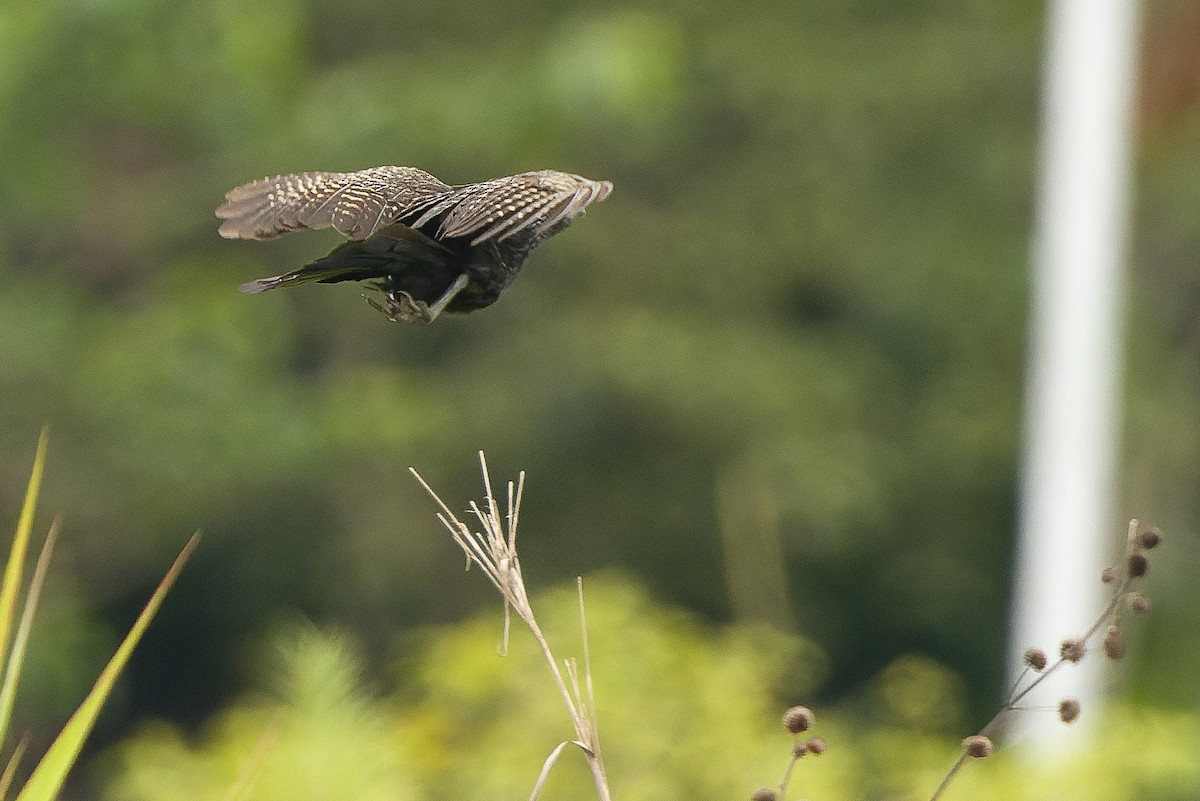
(1, 0, 1198, 798)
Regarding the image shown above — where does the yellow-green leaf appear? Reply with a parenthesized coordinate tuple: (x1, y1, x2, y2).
(15, 531, 200, 801)
(0, 427, 49, 676)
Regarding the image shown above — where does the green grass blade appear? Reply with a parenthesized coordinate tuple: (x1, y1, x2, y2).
(0, 517, 61, 752)
(14, 531, 200, 801)
(0, 428, 49, 676)
(0, 735, 29, 800)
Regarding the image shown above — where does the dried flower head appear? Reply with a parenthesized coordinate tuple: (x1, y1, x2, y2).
(782, 705, 815, 734)
(1059, 698, 1081, 724)
(1127, 592, 1150, 613)
(1060, 638, 1086, 663)
(1024, 647, 1048, 671)
(1127, 552, 1149, 578)
(1103, 622, 1125, 660)
(1100, 566, 1117, 584)
(1139, 527, 1162, 550)
(963, 735, 993, 758)
(805, 737, 827, 755)
(751, 788, 779, 801)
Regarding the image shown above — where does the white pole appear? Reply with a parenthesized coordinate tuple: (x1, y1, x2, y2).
(1010, 0, 1140, 746)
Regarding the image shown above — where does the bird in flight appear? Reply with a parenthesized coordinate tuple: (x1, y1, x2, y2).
(216, 166, 612, 323)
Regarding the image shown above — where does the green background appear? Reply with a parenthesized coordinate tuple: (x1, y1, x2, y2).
(0, 0, 1197, 797)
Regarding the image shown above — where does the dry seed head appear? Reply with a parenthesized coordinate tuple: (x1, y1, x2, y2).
(751, 788, 779, 801)
(963, 735, 993, 758)
(1103, 623, 1125, 660)
(1127, 552, 1149, 578)
(782, 705, 815, 734)
(1024, 647, 1048, 671)
(1060, 638, 1086, 663)
(1059, 698, 1081, 724)
(1127, 592, 1150, 613)
(792, 742, 808, 758)
(1100, 566, 1117, 584)
(805, 737, 827, 755)
(1139, 527, 1162, 550)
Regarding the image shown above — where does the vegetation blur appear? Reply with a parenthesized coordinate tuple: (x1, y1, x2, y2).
(0, 430, 196, 801)
(0, 0, 1197, 797)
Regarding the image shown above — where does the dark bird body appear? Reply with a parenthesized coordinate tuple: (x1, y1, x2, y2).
(215, 166, 612, 322)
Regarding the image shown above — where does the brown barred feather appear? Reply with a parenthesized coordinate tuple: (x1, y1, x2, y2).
(216, 166, 611, 323)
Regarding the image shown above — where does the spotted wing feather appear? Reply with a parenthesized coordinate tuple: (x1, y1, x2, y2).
(414, 171, 614, 246)
(216, 166, 451, 241)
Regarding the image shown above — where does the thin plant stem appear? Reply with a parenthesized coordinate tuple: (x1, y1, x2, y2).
(410, 455, 612, 801)
(929, 519, 1151, 801)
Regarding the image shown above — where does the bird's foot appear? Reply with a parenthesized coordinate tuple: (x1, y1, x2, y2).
(366, 288, 437, 324)
(364, 273, 470, 324)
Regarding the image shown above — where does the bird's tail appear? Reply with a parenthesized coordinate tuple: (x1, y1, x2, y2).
(238, 267, 350, 294)
(239, 276, 289, 294)
(238, 223, 456, 294)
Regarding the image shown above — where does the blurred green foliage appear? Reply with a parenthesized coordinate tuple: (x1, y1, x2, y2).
(101, 582, 1200, 801)
(0, 434, 196, 801)
(0, 0, 1198, 792)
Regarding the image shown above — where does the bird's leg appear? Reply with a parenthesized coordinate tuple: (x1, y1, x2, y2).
(366, 273, 470, 324)
(424, 272, 471, 319)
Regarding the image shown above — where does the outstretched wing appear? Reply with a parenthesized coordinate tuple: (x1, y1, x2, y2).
(412, 171, 613, 246)
(216, 166, 452, 241)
